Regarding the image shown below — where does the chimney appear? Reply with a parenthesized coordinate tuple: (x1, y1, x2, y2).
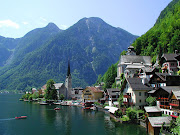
(175, 50, 178, 54)
(142, 78, 145, 85)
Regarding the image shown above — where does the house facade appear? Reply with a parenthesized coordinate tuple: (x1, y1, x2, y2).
(169, 90, 180, 119)
(161, 51, 180, 74)
(82, 87, 103, 102)
(121, 78, 152, 108)
(71, 87, 83, 100)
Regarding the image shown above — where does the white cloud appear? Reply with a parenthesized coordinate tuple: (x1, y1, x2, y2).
(59, 25, 68, 30)
(22, 21, 29, 25)
(0, 20, 19, 29)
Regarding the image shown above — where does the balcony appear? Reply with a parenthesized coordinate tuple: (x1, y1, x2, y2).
(160, 105, 170, 109)
(123, 102, 133, 105)
(170, 115, 178, 118)
(124, 95, 131, 98)
(169, 103, 179, 107)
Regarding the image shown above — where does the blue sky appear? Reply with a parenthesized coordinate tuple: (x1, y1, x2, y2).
(0, 0, 172, 38)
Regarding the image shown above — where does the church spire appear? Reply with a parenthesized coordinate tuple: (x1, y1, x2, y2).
(67, 59, 71, 76)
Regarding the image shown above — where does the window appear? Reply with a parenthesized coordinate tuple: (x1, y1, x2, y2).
(139, 99, 141, 103)
(139, 92, 141, 96)
(144, 92, 147, 96)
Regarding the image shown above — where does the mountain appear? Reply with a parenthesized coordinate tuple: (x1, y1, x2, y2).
(132, 0, 180, 62)
(0, 17, 137, 90)
(0, 36, 19, 67)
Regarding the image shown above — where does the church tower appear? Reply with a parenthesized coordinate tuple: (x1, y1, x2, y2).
(65, 60, 72, 99)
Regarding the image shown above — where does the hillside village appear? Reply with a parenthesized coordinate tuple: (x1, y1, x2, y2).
(23, 45, 180, 135)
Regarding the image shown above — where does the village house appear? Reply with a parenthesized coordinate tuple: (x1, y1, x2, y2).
(169, 90, 180, 119)
(149, 72, 180, 88)
(82, 87, 103, 102)
(148, 86, 180, 116)
(106, 88, 120, 106)
(121, 77, 152, 109)
(116, 46, 152, 84)
(161, 51, 180, 74)
(71, 87, 83, 100)
(147, 116, 172, 135)
(144, 106, 162, 117)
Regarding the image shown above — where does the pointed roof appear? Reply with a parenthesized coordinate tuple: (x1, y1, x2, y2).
(67, 59, 71, 76)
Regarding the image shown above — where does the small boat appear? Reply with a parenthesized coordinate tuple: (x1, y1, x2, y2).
(15, 116, 27, 119)
(54, 107, 61, 110)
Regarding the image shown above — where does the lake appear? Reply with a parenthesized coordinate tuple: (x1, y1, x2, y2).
(0, 94, 146, 135)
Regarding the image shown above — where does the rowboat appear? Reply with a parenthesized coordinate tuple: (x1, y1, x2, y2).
(54, 107, 61, 110)
(15, 116, 27, 119)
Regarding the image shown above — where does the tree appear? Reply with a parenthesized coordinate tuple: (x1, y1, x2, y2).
(59, 94, 65, 101)
(177, 70, 180, 75)
(103, 64, 117, 89)
(126, 107, 137, 121)
(146, 96, 157, 106)
(32, 91, 39, 99)
(171, 116, 180, 134)
(118, 92, 124, 108)
(44, 79, 57, 100)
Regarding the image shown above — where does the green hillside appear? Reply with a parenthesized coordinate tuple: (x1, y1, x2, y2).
(132, 0, 180, 62)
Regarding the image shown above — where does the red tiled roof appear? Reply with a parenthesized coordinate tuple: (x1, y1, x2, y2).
(86, 87, 103, 93)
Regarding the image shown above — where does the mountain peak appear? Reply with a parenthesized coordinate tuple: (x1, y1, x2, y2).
(45, 23, 61, 31)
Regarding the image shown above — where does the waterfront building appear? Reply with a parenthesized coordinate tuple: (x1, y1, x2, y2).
(71, 87, 83, 100)
(144, 106, 162, 117)
(106, 88, 120, 106)
(82, 87, 103, 102)
(147, 116, 172, 135)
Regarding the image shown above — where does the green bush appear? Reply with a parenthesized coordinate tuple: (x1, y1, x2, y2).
(114, 110, 123, 118)
(126, 107, 137, 120)
(103, 103, 109, 108)
(120, 115, 130, 122)
(146, 96, 157, 106)
(94, 102, 100, 105)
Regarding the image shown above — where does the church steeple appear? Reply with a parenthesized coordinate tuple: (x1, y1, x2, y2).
(67, 59, 71, 77)
(65, 59, 72, 99)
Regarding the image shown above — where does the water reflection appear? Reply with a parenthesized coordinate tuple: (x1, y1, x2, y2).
(0, 94, 146, 135)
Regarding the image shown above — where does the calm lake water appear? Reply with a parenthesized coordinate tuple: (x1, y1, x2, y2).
(0, 94, 146, 135)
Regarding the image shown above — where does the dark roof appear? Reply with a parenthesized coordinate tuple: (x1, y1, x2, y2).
(154, 72, 169, 81)
(67, 59, 71, 76)
(120, 55, 151, 65)
(127, 78, 152, 91)
(161, 86, 180, 94)
(162, 53, 180, 61)
(107, 88, 120, 96)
